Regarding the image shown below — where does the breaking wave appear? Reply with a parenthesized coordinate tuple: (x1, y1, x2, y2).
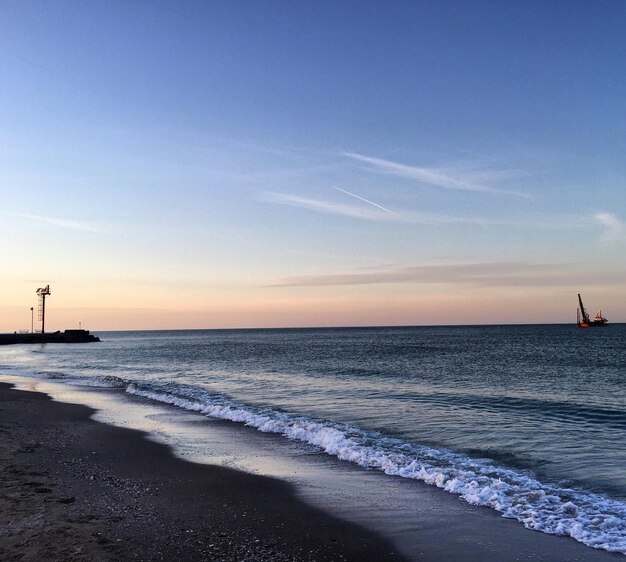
(124, 380, 626, 555)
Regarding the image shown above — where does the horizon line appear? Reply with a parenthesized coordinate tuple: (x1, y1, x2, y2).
(62, 321, 624, 333)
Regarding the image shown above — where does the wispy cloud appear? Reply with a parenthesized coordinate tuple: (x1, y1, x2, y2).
(344, 152, 529, 198)
(260, 192, 618, 249)
(262, 190, 489, 224)
(261, 190, 497, 225)
(260, 191, 400, 222)
(332, 186, 399, 216)
(20, 214, 104, 233)
(271, 261, 626, 288)
(594, 212, 624, 242)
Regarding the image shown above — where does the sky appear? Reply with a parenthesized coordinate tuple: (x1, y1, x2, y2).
(1, 1, 625, 331)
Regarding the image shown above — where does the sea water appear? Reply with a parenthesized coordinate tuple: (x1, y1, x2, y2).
(0, 324, 625, 554)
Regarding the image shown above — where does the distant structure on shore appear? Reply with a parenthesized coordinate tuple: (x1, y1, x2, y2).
(577, 294, 608, 327)
(36, 284, 51, 333)
(0, 285, 100, 345)
(0, 331, 100, 345)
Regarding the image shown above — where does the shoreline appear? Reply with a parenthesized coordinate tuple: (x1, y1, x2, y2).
(0, 382, 403, 561)
(1, 377, 623, 561)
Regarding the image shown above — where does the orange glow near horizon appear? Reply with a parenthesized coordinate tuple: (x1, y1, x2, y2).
(1, 282, 623, 332)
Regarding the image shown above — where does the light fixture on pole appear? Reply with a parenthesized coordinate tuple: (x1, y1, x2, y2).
(36, 285, 51, 334)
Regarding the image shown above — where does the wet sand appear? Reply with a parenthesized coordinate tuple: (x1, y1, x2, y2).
(0, 382, 403, 561)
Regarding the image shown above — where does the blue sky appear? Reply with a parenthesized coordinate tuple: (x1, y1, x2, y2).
(1, 1, 625, 329)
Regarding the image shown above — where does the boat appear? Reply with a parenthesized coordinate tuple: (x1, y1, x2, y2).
(577, 294, 608, 327)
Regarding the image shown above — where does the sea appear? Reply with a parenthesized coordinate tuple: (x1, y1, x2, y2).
(0, 324, 625, 555)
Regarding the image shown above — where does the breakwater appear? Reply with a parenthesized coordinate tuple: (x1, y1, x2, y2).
(0, 330, 100, 345)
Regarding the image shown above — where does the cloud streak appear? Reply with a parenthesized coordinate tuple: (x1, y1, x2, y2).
(271, 261, 626, 288)
(261, 192, 621, 251)
(260, 191, 400, 222)
(20, 214, 104, 233)
(262, 191, 494, 224)
(344, 152, 529, 198)
(261, 191, 596, 229)
(261, 190, 498, 224)
(332, 186, 398, 216)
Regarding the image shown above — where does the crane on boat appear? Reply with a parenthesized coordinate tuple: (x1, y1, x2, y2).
(577, 294, 608, 327)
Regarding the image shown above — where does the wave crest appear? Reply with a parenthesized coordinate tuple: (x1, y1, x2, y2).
(125, 381, 626, 554)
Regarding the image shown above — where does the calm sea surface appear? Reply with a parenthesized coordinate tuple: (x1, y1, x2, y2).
(1, 324, 625, 553)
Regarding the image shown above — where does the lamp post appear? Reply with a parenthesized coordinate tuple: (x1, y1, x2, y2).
(36, 285, 50, 334)
(30, 307, 33, 334)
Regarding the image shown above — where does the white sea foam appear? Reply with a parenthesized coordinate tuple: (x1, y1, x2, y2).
(125, 381, 626, 555)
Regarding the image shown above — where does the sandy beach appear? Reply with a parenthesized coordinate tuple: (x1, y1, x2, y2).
(0, 382, 403, 561)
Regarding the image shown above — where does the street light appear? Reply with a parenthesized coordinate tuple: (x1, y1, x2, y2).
(30, 307, 33, 334)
